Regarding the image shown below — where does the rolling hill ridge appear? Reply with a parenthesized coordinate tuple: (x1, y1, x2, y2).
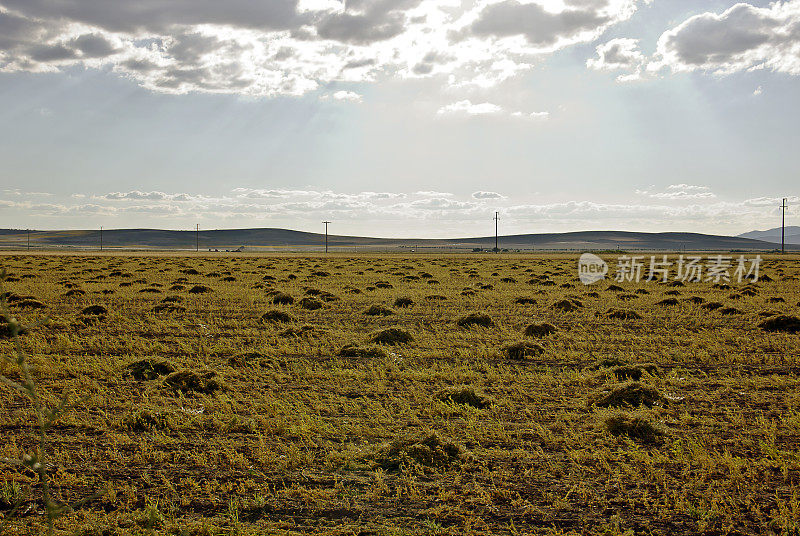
(0, 228, 795, 251)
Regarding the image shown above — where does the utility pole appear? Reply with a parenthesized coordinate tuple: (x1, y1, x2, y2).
(780, 198, 788, 254)
(322, 221, 331, 253)
(493, 211, 499, 252)
(100, 226, 103, 251)
(27, 229, 30, 251)
(196, 224, 199, 252)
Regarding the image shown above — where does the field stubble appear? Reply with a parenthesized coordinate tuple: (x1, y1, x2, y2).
(0, 252, 799, 535)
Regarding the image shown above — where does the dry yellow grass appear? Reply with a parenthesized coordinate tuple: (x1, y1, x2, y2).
(1, 252, 799, 535)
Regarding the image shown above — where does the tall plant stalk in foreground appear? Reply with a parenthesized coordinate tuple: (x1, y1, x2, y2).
(0, 268, 100, 535)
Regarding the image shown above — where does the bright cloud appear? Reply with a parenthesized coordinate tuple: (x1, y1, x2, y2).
(636, 184, 716, 200)
(3, 188, 797, 236)
(437, 100, 503, 115)
(438, 99, 549, 118)
(0, 0, 653, 97)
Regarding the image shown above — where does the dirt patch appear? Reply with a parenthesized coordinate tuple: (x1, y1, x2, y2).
(378, 432, 467, 471)
(437, 387, 492, 408)
(81, 305, 108, 316)
(551, 299, 582, 312)
(13, 298, 46, 309)
(123, 409, 173, 432)
(523, 322, 557, 337)
(272, 292, 294, 305)
(758, 315, 800, 333)
(188, 285, 212, 294)
(591, 382, 665, 408)
(163, 370, 223, 394)
(299, 297, 323, 310)
(127, 358, 176, 381)
(457, 312, 495, 328)
(393, 297, 414, 308)
(364, 304, 395, 316)
(604, 412, 665, 445)
(260, 310, 295, 323)
(371, 328, 414, 345)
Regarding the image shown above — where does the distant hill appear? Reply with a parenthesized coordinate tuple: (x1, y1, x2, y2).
(0, 227, 795, 251)
(737, 226, 800, 245)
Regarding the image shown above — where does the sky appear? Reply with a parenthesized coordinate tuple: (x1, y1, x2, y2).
(0, 0, 798, 238)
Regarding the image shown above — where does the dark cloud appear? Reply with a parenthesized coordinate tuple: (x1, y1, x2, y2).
(315, 0, 423, 44)
(1, 0, 306, 34)
(653, 2, 800, 74)
(26, 43, 79, 62)
(662, 4, 776, 66)
(470, 0, 609, 47)
(70, 33, 120, 58)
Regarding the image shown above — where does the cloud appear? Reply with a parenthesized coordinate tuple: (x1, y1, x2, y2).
(636, 184, 716, 200)
(587, 37, 644, 80)
(437, 99, 503, 115)
(101, 190, 204, 201)
(649, 2, 800, 75)
(438, 99, 549, 119)
(753, 85, 763, 96)
(327, 90, 363, 101)
(510, 110, 549, 120)
(0, 0, 651, 97)
(4, 189, 799, 235)
(469, 0, 611, 48)
(414, 191, 453, 197)
(472, 191, 505, 200)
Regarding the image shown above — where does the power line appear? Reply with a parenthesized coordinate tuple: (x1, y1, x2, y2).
(493, 211, 499, 253)
(322, 221, 331, 253)
(100, 226, 103, 252)
(780, 197, 788, 254)
(196, 224, 199, 252)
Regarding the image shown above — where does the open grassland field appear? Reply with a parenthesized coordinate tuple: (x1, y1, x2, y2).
(1, 253, 800, 536)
